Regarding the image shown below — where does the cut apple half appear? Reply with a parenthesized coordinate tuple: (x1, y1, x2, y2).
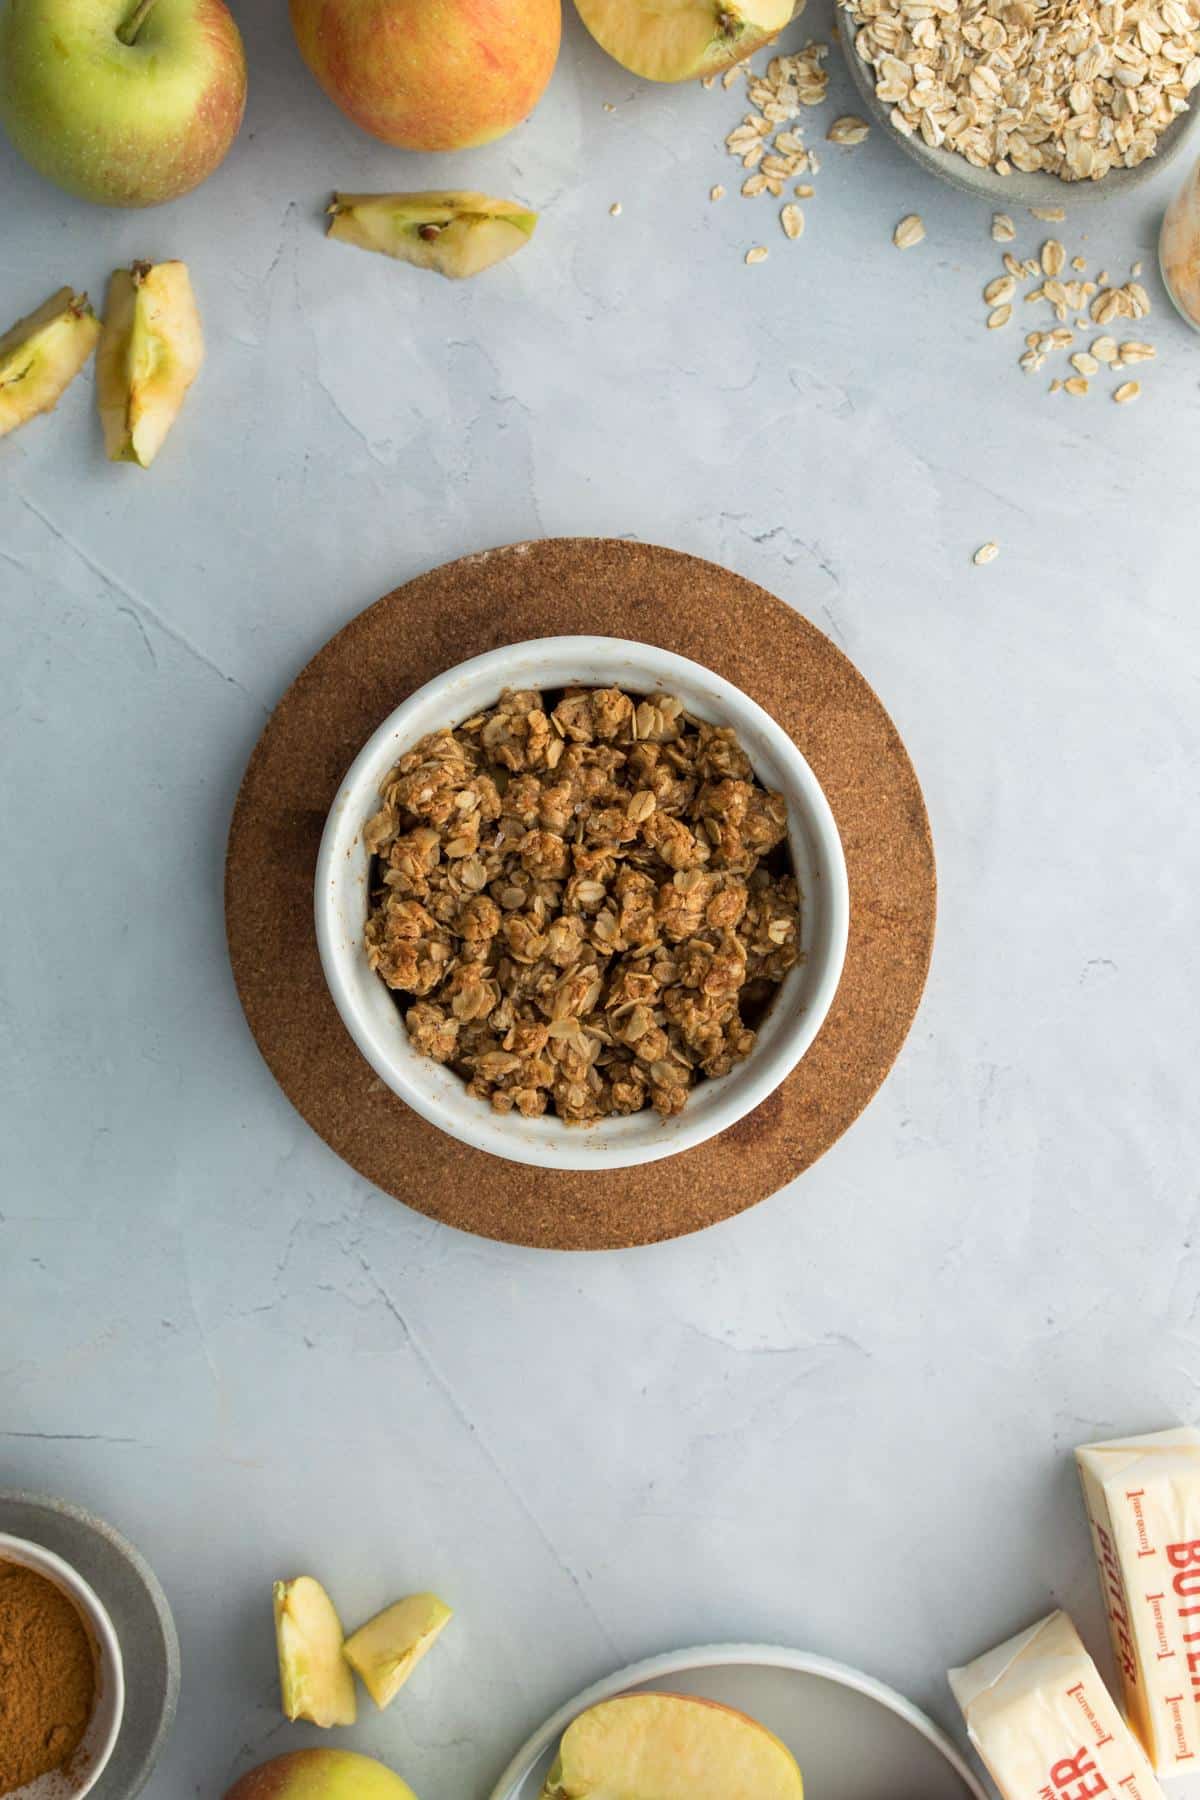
(327, 193, 537, 279)
(540, 1691, 805, 1800)
(573, 0, 794, 81)
(0, 287, 99, 439)
(343, 1592, 452, 1710)
(97, 260, 204, 469)
(273, 1576, 357, 1728)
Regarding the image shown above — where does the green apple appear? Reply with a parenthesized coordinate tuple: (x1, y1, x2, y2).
(0, 287, 99, 439)
(343, 1592, 452, 1709)
(327, 193, 538, 279)
(225, 1750, 419, 1800)
(541, 1692, 805, 1800)
(97, 260, 204, 467)
(0, 0, 247, 208)
(289, 0, 561, 152)
(272, 1577, 357, 1728)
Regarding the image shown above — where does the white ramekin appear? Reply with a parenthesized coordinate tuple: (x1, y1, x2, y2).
(315, 636, 849, 1171)
(0, 1533, 125, 1800)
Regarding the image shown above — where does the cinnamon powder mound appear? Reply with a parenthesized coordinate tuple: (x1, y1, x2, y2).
(0, 1560, 96, 1797)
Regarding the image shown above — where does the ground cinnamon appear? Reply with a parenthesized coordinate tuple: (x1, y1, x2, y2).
(0, 1560, 96, 1797)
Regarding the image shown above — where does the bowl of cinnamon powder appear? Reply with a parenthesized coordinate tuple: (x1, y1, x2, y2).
(0, 1535, 124, 1800)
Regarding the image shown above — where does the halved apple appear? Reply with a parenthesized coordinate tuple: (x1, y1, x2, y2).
(97, 260, 204, 468)
(0, 287, 99, 439)
(540, 1692, 804, 1800)
(343, 1592, 452, 1710)
(274, 1577, 357, 1728)
(327, 193, 537, 279)
(574, 0, 794, 80)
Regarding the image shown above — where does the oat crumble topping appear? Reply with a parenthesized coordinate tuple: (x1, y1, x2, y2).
(363, 686, 802, 1126)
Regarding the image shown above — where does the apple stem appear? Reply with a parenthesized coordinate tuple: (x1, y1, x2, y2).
(117, 0, 161, 44)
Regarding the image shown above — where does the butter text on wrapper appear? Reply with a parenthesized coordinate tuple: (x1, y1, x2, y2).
(1077, 1425, 1200, 1773)
(949, 1610, 1167, 1800)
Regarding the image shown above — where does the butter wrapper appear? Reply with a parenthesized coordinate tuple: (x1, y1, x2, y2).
(949, 1610, 1166, 1800)
(1077, 1425, 1200, 1772)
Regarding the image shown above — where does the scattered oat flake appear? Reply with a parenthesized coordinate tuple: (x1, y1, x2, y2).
(1031, 206, 1066, 221)
(603, 102, 615, 112)
(1132, 260, 1144, 277)
(710, 184, 725, 201)
(1114, 380, 1142, 403)
(1050, 379, 1064, 393)
(1042, 239, 1066, 276)
(992, 213, 1016, 242)
(894, 213, 925, 249)
(722, 63, 742, 87)
(1071, 256, 1087, 273)
(1120, 341, 1156, 363)
(780, 203, 805, 239)
(1071, 352, 1100, 376)
(745, 245, 769, 264)
(795, 182, 814, 196)
(984, 275, 1016, 304)
(1065, 375, 1090, 395)
(609, 202, 622, 216)
(974, 542, 1000, 565)
(988, 304, 1013, 329)
(1091, 336, 1119, 362)
(828, 114, 870, 143)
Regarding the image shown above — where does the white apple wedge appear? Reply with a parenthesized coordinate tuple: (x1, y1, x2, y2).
(273, 1577, 357, 1728)
(343, 1593, 452, 1709)
(97, 260, 203, 468)
(0, 287, 99, 438)
(327, 193, 537, 279)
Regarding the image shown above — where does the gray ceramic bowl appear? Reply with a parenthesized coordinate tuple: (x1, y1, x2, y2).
(0, 1494, 180, 1800)
(838, 12, 1200, 206)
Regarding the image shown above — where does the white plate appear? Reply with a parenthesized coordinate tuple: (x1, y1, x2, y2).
(489, 1642, 988, 1800)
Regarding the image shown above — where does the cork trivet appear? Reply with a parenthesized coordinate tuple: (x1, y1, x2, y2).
(225, 539, 935, 1250)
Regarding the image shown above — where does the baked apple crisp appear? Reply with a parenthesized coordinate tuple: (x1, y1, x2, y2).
(363, 685, 801, 1125)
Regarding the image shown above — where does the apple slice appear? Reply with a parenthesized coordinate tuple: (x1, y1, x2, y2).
(540, 1692, 805, 1800)
(343, 1593, 452, 1710)
(327, 193, 537, 279)
(0, 287, 99, 439)
(273, 1577, 357, 1728)
(574, 0, 794, 80)
(97, 260, 204, 468)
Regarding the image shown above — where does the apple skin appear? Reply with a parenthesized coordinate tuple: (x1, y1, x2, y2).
(0, 0, 247, 208)
(225, 1749, 419, 1800)
(289, 0, 561, 151)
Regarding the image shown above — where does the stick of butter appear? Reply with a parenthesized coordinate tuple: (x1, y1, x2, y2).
(1076, 1425, 1200, 1772)
(949, 1610, 1166, 1800)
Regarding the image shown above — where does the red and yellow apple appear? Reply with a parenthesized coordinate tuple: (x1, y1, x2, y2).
(0, 0, 246, 208)
(225, 1750, 419, 1800)
(540, 1692, 805, 1800)
(289, 0, 561, 151)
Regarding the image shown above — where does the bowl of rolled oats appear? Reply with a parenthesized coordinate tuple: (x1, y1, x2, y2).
(838, 0, 1200, 203)
(315, 637, 849, 1171)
